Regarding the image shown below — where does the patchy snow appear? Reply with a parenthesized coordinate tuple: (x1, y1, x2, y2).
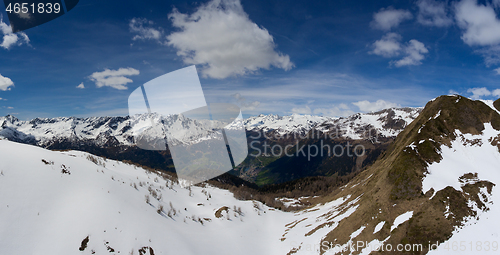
(350, 225, 366, 239)
(480, 99, 500, 115)
(311, 107, 421, 140)
(407, 142, 417, 151)
(422, 123, 500, 195)
(282, 195, 363, 254)
(422, 122, 500, 254)
(434, 110, 441, 119)
(373, 221, 385, 234)
(276, 196, 318, 208)
(357, 236, 391, 255)
(390, 211, 414, 232)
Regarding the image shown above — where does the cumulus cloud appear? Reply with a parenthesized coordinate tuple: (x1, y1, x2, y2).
(416, 0, 453, 27)
(392, 39, 429, 67)
(0, 74, 14, 91)
(89, 68, 140, 90)
(493, 89, 500, 97)
(0, 16, 30, 50)
(166, 0, 293, 79)
(455, 0, 500, 46)
(76, 82, 85, 89)
(313, 104, 354, 117)
(371, 34, 428, 67)
(129, 18, 164, 42)
(352, 100, 400, 112)
(465, 87, 500, 99)
(370, 33, 402, 57)
(467, 87, 492, 99)
(455, 0, 500, 65)
(371, 8, 412, 31)
(231, 93, 261, 111)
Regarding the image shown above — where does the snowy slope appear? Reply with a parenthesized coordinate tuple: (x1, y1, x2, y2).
(0, 140, 368, 255)
(423, 123, 500, 254)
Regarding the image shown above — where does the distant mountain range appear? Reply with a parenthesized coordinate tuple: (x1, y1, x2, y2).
(1, 95, 500, 254)
(0, 107, 421, 185)
(0, 107, 421, 146)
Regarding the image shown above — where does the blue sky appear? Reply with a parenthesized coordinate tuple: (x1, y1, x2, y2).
(1, 0, 500, 120)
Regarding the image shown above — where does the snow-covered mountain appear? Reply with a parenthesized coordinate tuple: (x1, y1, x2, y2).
(0, 107, 422, 147)
(241, 113, 329, 135)
(316, 107, 421, 139)
(0, 139, 379, 255)
(294, 95, 500, 254)
(1, 96, 499, 254)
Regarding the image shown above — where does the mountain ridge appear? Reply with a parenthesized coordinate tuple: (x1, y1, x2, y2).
(0, 107, 422, 186)
(293, 95, 500, 254)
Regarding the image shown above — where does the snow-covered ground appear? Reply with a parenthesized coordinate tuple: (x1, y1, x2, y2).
(0, 140, 368, 255)
(423, 122, 500, 254)
(0, 140, 294, 254)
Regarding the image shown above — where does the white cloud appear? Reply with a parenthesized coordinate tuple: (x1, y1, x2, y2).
(455, 0, 500, 65)
(291, 103, 354, 117)
(231, 93, 260, 110)
(371, 34, 428, 67)
(467, 87, 492, 99)
(494, 67, 500, 75)
(352, 100, 400, 112)
(448, 89, 459, 95)
(493, 89, 500, 97)
(0, 74, 14, 91)
(370, 33, 402, 57)
(76, 82, 85, 89)
(461, 87, 500, 99)
(313, 104, 354, 117)
(455, 0, 500, 46)
(371, 8, 412, 31)
(0, 15, 30, 50)
(477, 46, 500, 66)
(129, 18, 164, 42)
(291, 105, 311, 115)
(16, 11, 32, 20)
(416, 0, 453, 27)
(166, 0, 293, 79)
(89, 68, 140, 90)
(393, 39, 429, 67)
